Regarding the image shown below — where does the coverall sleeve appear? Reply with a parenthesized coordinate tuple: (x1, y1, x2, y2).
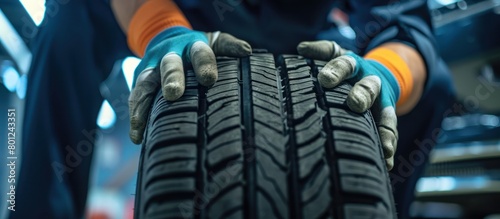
(344, 0, 438, 70)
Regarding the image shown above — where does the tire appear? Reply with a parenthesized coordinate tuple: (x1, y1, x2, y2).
(134, 51, 396, 219)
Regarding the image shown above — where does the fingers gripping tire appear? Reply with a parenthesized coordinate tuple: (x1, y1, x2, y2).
(134, 52, 396, 219)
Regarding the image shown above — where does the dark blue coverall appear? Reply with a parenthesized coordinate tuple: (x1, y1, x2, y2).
(10, 0, 455, 218)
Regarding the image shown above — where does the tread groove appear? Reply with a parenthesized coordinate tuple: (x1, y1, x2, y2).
(241, 56, 257, 219)
(309, 59, 343, 219)
(196, 84, 207, 219)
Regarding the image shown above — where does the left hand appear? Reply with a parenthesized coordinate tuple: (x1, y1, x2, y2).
(128, 29, 251, 144)
(297, 40, 399, 170)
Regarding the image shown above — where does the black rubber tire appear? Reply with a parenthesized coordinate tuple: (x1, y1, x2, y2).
(134, 52, 396, 219)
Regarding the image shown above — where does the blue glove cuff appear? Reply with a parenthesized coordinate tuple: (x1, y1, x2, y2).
(367, 60, 401, 98)
(145, 26, 208, 57)
(345, 52, 400, 108)
(132, 26, 208, 88)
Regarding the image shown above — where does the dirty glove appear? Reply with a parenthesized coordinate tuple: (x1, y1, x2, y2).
(297, 41, 399, 170)
(129, 27, 252, 144)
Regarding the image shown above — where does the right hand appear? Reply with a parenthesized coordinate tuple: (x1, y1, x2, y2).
(129, 27, 252, 144)
(297, 41, 399, 170)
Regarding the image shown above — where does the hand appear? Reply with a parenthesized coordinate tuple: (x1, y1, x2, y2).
(297, 41, 399, 170)
(129, 27, 252, 144)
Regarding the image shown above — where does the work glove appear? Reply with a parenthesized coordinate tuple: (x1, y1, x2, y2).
(129, 27, 252, 144)
(297, 41, 399, 170)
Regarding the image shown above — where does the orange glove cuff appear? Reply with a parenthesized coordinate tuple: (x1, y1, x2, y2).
(365, 47, 414, 108)
(128, 0, 192, 57)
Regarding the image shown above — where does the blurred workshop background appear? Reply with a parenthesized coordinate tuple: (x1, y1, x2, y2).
(0, 0, 499, 218)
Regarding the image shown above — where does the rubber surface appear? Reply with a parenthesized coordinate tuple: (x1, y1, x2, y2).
(134, 52, 396, 219)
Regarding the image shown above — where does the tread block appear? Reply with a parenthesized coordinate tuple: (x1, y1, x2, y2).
(289, 77, 313, 85)
(207, 142, 243, 170)
(301, 166, 331, 219)
(146, 199, 194, 219)
(147, 144, 197, 170)
(292, 100, 316, 120)
(207, 115, 240, 138)
(295, 112, 324, 132)
(257, 192, 286, 219)
(295, 123, 323, 146)
(253, 98, 281, 115)
(297, 137, 325, 159)
(145, 178, 195, 200)
(148, 123, 198, 147)
(146, 160, 197, 185)
(207, 85, 239, 101)
(330, 108, 373, 129)
(207, 187, 244, 219)
(298, 148, 327, 180)
(325, 92, 348, 106)
(252, 74, 280, 87)
(152, 113, 198, 131)
(207, 128, 241, 151)
(291, 93, 316, 105)
(206, 163, 244, 188)
(334, 139, 382, 169)
(206, 97, 240, 117)
(344, 204, 388, 219)
(341, 176, 387, 200)
(256, 160, 288, 218)
(338, 159, 384, 184)
(333, 129, 376, 150)
(287, 72, 310, 80)
(330, 115, 376, 142)
(254, 124, 286, 155)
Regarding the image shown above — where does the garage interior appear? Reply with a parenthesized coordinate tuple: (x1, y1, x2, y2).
(0, 0, 499, 218)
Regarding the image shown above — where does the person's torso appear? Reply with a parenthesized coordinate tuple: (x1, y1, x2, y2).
(175, 0, 335, 54)
(87, 0, 338, 54)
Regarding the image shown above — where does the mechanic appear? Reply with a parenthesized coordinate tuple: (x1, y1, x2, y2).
(11, 0, 455, 218)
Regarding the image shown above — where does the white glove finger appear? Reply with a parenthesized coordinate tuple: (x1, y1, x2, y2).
(160, 53, 185, 101)
(297, 40, 347, 61)
(373, 106, 398, 170)
(129, 68, 161, 144)
(385, 157, 394, 171)
(190, 41, 218, 86)
(347, 75, 381, 113)
(206, 32, 252, 57)
(318, 55, 356, 88)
